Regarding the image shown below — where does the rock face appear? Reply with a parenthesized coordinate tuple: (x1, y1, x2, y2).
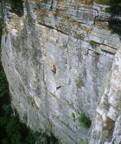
(1, 0, 121, 143)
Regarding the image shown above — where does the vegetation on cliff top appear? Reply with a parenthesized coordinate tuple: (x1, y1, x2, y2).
(94, 0, 111, 5)
(8, 0, 24, 16)
(78, 0, 121, 6)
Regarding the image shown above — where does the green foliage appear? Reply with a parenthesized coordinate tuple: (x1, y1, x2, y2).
(36, 3, 42, 9)
(106, 1, 121, 15)
(94, 0, 111, 5)
(8, 0, 24, 16)
(71, 112, 76, 121)
(89, 40, 98, 48)
(26, 131, 58, 144)
(43, 0, 49, 3)
(25, 131, 38, 144)
(0, 20, 4, 30)
(78, 113, 91, 128)
(5, 118, 22, 144)
(0, 70, 8, 97)
(106, 1, 121, 35)
(0, 20, 4, 45)
(23, 113, 27, 124)
(8, 0, 22, 9)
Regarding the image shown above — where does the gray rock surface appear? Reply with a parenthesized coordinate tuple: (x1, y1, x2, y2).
(1, 0, 121, 144)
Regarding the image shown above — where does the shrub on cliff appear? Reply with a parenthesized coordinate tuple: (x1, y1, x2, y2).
(78, 113, 91, 128)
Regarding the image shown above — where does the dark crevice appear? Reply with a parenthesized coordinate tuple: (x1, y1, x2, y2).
(107, 0, 121, 36)
(56, 86, 62, 90)
(101, 49, 116, 55)
(38, 22, 69, 35)
(108, 18, 121, 36)
(38, 22, 54, 29)
(9, 0, 24, 17)
(94, 1, 121, 37)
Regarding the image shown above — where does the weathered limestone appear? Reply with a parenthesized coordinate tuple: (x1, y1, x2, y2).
(90, 47, 121, 144)
(2, 0, 121, 143)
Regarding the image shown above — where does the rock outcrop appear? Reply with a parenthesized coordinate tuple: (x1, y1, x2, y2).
(1, 0, 121, 143)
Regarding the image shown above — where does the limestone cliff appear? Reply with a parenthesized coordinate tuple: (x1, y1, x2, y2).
(1, 0, 121, 143)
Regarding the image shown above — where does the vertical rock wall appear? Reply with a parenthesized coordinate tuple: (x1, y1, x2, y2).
(1, 0, 121, 143)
